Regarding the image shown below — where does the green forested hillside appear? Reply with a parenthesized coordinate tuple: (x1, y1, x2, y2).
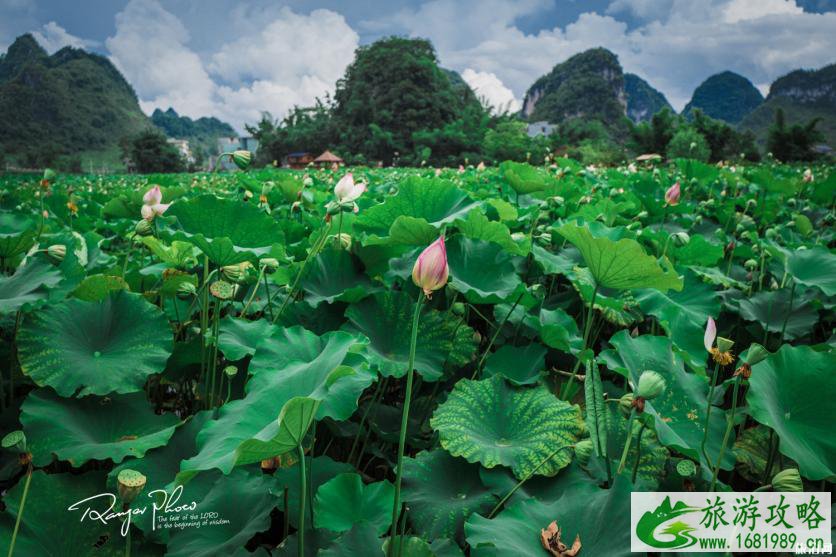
(0, 34, 151, 170)
(151, 107, 236, 161)
(682, 71, 763, 124)
(624, 73, 672, 123)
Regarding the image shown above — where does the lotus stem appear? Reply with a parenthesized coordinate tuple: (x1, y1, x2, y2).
(387, 294, 424, 557)
(561, 283, 598, 400)
(262, 271, 275, 321)
(632, 424, 646, 484)
(777, 282, 796, 347)
(710, 375, 741, 491)
(700, 361, 721, 467)
(8, 462, 32, 557)
(241, 265, 267, 317)
(473, 290, 524, 379)
(297, 444, 306, 557)
(282, 487, 290, 541)
(617, 408, 637, 474)
(348, 378, 386, 465)
(487, 445, 574, 519)
(762, 429, 777, 485)
(273, 220, 332, 323)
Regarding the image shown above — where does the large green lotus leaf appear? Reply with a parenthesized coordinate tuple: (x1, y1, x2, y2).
(530, 243, 578, 276)
(386, 215, 441, 246)
(314, 472, 394, 535)
(454, 209, 528, 255)
(71, 274, 129, 302)
(572, 267, 640, 326)
(21, 388, 180, 467)
(733, 425, 788, 483)
(140, 236, 197, 268)
(345, 291, 476, 381)
(484, 343, 547, 386)
(636, 272, 720, 370)
(599, 332, 734, 471)
(746, 344, 835, 480)
(539, 307, 583, 354)
(166, 469, 275, 557)
(0, 470, 141, 556)
(557, 222, 683, 291)
(465, 477, 632, 557)
(447, 236, 523, 303)
(181, 328, 371, 474)
(167, 194, 282, 265)
(736, 289, 819, 341)
(402, 450, 496, 543)
(235, 396, 320, 463)
(271, 456, 354, 529)
(604, 405, 669, 489)
(301, 246, 374, 306)
(17, 291, 172, 396)
(0, 212, 35, 259)
(430, 375, 583, 479)
(318, 524, 383, 557)
(0, 258, 66, 313)
(218, 316, 277, 361)
(108, 411, 212, 541)
(354, 176, 478, 240)
(689, 265, 745, 289)
(669, 234, 724, 266)
(500, 160, 549, 194)
(786, 246, 836, 296)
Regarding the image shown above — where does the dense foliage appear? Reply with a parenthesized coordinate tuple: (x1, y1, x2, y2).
(0, 158, 833, 555)
(121, 129, 187, 174)
(151, 107, 236, 163)
(0, 34, 150, 170)
(682, 71, 764, 124)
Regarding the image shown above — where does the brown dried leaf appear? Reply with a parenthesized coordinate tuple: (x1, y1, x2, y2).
(540, 521, 582, 556)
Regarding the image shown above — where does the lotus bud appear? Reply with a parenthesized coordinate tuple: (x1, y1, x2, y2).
(334, 173, 366, 204)
(243, 190, 253, 201)
(117, 469, 147, 505)
(802, 168, 813, 183)
(704, 317, 717, 352)
(260, 258, 279, 272)
(671, 232, 690, 247)
(694, 215, 703, 225)
(412, 236, 449, 297)
(1, 430, 27, 453)
(135, 219, 153, 236)
(224, 365, 238, 378)
(574, 439, 593, 467)
(231, 150, 252, 170)
(47, 244, 66, 262)
(451, 302, 465, 316)
(744, 259, 758, 271)
(744, 343, 768, 366)
(335, 233, 352, 249)
(771, 468, 803, 492)
(637, 371, 666, 400)
(291, 201, 302, 213)
(664, 182, 681, 206)
(635, 211, 649, 220)
(676, 459, 697, 478)
(222, 261, 251, 283)
(177, 281, 197, 298)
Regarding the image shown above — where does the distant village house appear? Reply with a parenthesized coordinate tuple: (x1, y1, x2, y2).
(167, 138, 195, 165)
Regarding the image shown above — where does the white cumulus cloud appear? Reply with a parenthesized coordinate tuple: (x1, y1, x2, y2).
(31, 21, 94, 53)
(461, 68, 521, 113)
(105, 0, 358, 131)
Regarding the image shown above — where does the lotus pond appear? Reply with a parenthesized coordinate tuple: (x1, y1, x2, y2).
(0, 159, 834, 556)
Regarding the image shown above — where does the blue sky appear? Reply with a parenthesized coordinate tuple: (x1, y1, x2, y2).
(2, 0, 834, 131)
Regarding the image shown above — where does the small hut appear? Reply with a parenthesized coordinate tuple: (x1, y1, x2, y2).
(285, 152, 314, 169)
(314, 150, 344, 168)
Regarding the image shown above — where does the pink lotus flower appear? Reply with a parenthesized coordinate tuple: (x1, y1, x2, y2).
(141, 185, 170, 220)
(664, 182, 681, 206)
(704, 317, 717, 352)
(334, 173, 366, 203)
(412, 236, 449, 297)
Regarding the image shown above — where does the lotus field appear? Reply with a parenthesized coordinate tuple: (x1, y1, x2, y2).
(0, 157, 834, 556)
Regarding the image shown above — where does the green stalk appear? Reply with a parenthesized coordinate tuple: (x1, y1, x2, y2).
(8, 462, 33, 557)
(240, 265, 267, 317)
(632, 424, 646, 484)
(777, 282, 796, 347)
(125, 511, 131, 557)
(710, 376, 741, 491)
(273, 221, 332, 323)
(617, 408, 637, 474)
(762, 429, 777, 485)
(297, 445, 306, 557)
(262, 272, 275, 321)
(472, 290, 524, 379)
(560, 283, 598, 400)
(387, 294, 424, 557)
(700, 361, 721, 466)
(348, 378, 386, 465)
(487, 445, 574, 519)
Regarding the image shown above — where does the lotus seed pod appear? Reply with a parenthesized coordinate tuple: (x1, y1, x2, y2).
(744, 343, 768, 366)
(335, 233, 352, 249)
(231, 150, 252, 170)
(636, 371, 666, 400)
(209, 280, 236, 300)
(716, 337, 735, 353)
(574, 439, 593, 467)
(117, 469, 147, 505)
(694, 215, 703, 225)
(224, 365, 238, 378)
(47, 244, 66, 262)
(177, 281, 197, 299)
(771, 468, 803, 492)
(671, 232, 690, 247)
(451, 302, 465, 317)
(676, 459, 697, 478)
(260, 258, 279, 272)
(1, 430, 26, 452)
(134, 218, 153, 236)
(744, 259, 758, 271)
